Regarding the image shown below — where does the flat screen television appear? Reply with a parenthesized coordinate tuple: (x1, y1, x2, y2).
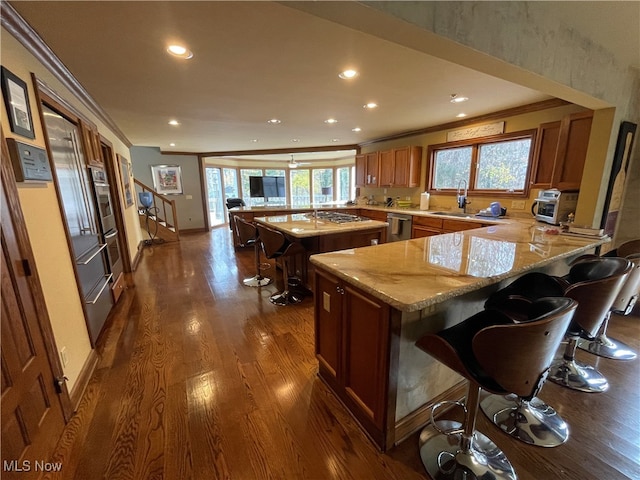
(249, 176, 285, 198)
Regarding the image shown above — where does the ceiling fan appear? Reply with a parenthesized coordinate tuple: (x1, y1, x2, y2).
(287, 155, 311, 168)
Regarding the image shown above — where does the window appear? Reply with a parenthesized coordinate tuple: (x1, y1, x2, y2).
(313, 168, 333, 203)
(428, 130, 535, 195)
(290, 169, 311, 206)
(336, 166, 354, 202)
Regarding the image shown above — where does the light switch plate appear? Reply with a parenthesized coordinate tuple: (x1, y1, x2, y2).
(323, 292, 331, 312)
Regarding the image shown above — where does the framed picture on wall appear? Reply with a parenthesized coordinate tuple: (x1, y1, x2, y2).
(117, 154, 134, 208)
(151, 164, 183, 195)
(1, 66, 35, 139)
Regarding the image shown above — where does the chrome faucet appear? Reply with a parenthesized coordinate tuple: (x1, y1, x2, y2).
(457, 179, 470, 213)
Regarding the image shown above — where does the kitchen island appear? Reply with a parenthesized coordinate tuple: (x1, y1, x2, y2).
(309, 219, 609, 450)
(253, 212, 388, 289)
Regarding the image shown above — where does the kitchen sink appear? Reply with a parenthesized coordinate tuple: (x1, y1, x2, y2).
(430, 211, 475, 218)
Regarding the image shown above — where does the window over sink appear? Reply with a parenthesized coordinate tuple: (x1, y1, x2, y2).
(428, 129, 536, 196)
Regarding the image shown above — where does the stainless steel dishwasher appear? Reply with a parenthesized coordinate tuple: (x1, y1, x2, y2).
(386, 213, 412, 242)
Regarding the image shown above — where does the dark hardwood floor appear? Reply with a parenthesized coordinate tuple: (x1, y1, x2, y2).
(44, 228, 640, 479)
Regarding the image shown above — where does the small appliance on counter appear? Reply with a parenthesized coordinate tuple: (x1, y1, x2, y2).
(476, 201, 506, 218)
(420, 192, 430, 210)
(532, 189, 579, 225)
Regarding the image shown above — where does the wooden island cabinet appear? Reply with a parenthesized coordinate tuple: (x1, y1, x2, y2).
(310, 219, 608, 451)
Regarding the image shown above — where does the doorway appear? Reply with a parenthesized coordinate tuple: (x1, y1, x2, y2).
(205, 166, 239, 227)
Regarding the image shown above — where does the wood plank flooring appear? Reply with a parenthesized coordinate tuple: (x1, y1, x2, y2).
(43, 228, 640, 479)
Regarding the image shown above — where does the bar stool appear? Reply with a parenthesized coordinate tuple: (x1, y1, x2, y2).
(256, 223, 306, 306)
(481, 275, 578, 447)
(578, 240, 640, 360)
(547, 257, 632, 392)
(415, 297, 576, 480)
(234, 216, 271, 287)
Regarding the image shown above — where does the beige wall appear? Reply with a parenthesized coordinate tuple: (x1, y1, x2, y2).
(1, 29, 142, 390)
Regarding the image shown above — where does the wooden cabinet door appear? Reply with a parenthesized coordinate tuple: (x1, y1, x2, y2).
(314, 270, 343, 384)
(79, 121, 103, 168)
(412, 225, 440, 238)
(553, 111, 593, 191)
(531, 121, 561, 189)
(391, 147, 408, 186)
(378, 150, 394, 186)
(355, 154, 366, 187)
(442, 219, 481, 233)
(343, 285, 390, 429)
(365, 152, 379, 186)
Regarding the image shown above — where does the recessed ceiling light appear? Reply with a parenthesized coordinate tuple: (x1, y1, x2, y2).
(267, 118, 281, 124)
(338, 69, 358, 79)
(169, 143, 176, 147)
(291, 138, 300, 143)
(456, 113, 467, 118)
(250, 139, 259, 143)
(167, 44, 193, 59)
(363, 102, 378, 109)
(331, 138, 340, 142)
(450, 94, 469, 103)
(352, 127, 362, 132)
(168, 119, 180, 126)
(324, 118, 338, 124)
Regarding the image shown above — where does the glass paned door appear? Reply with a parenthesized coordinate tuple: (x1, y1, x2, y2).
(290, 169, 311, 206)
(205, 167, 225, 227)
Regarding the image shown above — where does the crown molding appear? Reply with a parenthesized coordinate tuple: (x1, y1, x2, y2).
(1, 1, 132, 147)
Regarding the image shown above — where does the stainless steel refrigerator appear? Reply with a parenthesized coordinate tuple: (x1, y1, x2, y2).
(42, 106, 113, 345)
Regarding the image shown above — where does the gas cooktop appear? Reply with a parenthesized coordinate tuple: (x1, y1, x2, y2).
(306, 211, 369, 224)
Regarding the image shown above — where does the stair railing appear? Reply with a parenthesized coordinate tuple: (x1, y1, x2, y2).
(134, 179, 180, 240)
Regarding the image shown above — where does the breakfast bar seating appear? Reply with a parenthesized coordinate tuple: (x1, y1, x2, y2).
(415, 297, 576, 479)
(234, 215, 271, 287)
(256, 223, 306, 306)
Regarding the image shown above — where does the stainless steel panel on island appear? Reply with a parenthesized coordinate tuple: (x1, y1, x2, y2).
(310, 219, 609, 451)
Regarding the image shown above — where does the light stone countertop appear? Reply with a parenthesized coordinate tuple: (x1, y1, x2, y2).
(253, 213, 388, 239)
(309, 219, 609, 312)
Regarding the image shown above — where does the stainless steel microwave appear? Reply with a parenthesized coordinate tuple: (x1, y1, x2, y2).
(534, 189, 579, 225)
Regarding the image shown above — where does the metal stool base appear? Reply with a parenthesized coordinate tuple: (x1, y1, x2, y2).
(243, 275, 272, 287)
(269, 290, 303, 306)
(419, 421, 516, 480)
(548, 358, 609, 393)
(480, 393, 568, 447)
(578, 336, 637, 360)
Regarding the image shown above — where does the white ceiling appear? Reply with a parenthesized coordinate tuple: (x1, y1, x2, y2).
(8, 1, 637, 161)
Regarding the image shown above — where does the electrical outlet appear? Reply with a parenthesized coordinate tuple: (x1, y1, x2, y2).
(511, 200, 526, 210)
(60, 347, 68, 367)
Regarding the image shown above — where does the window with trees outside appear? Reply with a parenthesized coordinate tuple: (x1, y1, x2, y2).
(428, 130, 535, 195)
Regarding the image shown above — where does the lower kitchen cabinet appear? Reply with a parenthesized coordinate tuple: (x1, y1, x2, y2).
(314, 268, 394, 446)
(411, 215, 489, 237)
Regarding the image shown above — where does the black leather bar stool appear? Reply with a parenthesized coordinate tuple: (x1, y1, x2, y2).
(415, 297, 576, 480)
(578, 240, 640, 360)
(481, 274, 578, 447)
(234, 216, 271, 287)
(256, 223, 306, 306)
(547, 257, 632, 392)
(226, 198, 245, 230)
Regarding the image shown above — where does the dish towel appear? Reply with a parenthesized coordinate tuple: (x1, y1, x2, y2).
(391, 217, 401, 235)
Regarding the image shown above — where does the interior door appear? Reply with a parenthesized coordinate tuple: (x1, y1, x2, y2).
(1, 137, 67, 478)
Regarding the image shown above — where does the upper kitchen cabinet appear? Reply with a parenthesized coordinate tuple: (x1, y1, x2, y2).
(530, 111, 593, 190)
(360, 146, 422, 188)
(79, 120, 104, 168)
(355, 152, 379, 187)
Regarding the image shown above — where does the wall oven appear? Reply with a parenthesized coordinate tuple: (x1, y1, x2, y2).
(90, 167, 122, 280)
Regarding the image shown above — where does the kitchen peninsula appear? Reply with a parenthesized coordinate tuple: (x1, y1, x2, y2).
(253, 212, 387, 289)
(309, 219, 609, 450)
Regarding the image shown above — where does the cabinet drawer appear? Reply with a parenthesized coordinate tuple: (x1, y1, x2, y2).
(412, 216, 443, 229)
(412, 226, 440, 238)
(360, 209, 387, 222)
(442, 219, 482, 232)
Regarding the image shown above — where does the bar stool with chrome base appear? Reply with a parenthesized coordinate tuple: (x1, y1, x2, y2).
(415, 297, 576, 479)
(234, 216, 271, 287)
(578, 240, 640, 360)
(547, 257, 632, 392)
(256, 223, 306, 306)
(481, 278, 578, 447)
